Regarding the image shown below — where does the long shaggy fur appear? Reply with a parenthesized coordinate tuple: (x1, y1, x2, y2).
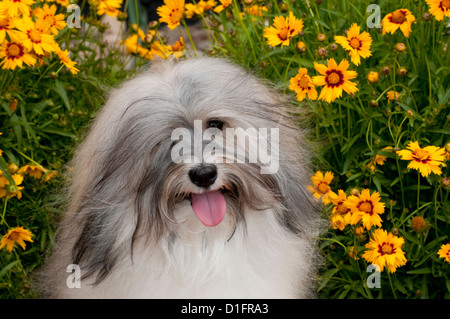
(36, 57, 323, 298)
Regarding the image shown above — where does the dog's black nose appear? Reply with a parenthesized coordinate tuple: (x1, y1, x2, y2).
(189, 165, 217, 188)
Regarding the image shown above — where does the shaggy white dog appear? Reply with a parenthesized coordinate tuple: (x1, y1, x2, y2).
(37, 57, 322, 298)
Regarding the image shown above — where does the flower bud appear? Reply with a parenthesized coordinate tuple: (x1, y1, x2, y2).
(442, 177, 450, 187)
(395, 43, 406, 52)
(397, 67, 407, 76)
(317, 47, 327, 57)
(8, 163, 18, 173)
(9, 99, 17, 112)
(148, 21, 159, 29)
(296, 41, 306, 53)
(367, 71, 379, 83)
(411, 216, 427, 232)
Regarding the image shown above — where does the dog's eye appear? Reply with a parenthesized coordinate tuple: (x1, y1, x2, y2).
(207, 120, 224, 130)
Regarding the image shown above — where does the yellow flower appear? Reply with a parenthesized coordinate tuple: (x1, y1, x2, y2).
(381, 9, 415, 38)
(54, 0, 70, 6)
(0, 32, 36, 70)
(16, 18, 58, 55)
(18, 164, 47, 179)
(355, 226, 365, 236)
(92, 0, 123, 17)
(0, 172, 8, 188)
(397, 141, 447, 177)
(348, 246, 360, 260)
(0, 0, 34, 18)
(214, 0, 232, 13)
(149, 41, 172, 59)
(346, 189, 385, 230)
(437, 243, 450, 263)
(362, 229, 407, 273)
(0, 227, 33, 253)
(168, 36, 185, 59)
(368, 146, 393, 171)
(330, 214, 346, 231)
(157, 0, 185, 30)
(43, 170, 58, 182)
(387, 90, 400, 104)
(367, 71, 379, 83)
(123, 34, 144, 55)
(263, 11, 303, 48)
(289, 68, 317, 101)
(0, 16, 16, 43)
(426, 0, 450, 21)
(184, 0, 216, 18)
(307, 171, 334, 205)
(33, 4, 66, 35)
(0, 173, 24, 199)
(376, 146, 393, 165)
(312, 58, 358, 103)
(55, 48, 80, 75)
(329, 189, 352, 228)
(334, 23, 372, 66)
(243, 4, 268, 17)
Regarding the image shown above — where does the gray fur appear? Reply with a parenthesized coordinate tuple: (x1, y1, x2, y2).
(35, 57, 323, 298)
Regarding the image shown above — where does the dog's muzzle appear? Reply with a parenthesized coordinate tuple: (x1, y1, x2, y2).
(188, 164, 217, 188)
(188, 164, 226, 227)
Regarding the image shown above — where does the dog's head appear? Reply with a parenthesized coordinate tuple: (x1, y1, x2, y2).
(67, 57, 320, 283)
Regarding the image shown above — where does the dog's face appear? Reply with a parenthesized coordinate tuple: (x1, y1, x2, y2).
(122, 59, 287, 234)
(69, 58, 319, 283)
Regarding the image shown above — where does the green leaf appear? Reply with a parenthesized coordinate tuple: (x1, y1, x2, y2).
(0, 101, 23, 146)
(52, 80, 71, 110)
(372, 175, 382, 193)
(40, 127, 77, 138)
(389, 177, 400, 187)
(406, 268, 432, 275)
(0, 260, 20, 278)
(317, 267, 340, 292)
(393, 277, 408, 295)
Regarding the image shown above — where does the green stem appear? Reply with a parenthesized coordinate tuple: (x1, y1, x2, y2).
(387, 270, 397, 299)
(1, 197, 9, 227)
(396, 157, 406, 212)
(181, 19, 198, 56)
(232, 0, 257, 63)
(417, 172, 420, 213)
(319, 237, 347, 250)
(398, 202, 433, 227)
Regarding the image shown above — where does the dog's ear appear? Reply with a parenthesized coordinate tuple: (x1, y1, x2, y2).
(272, 117, 322, 237)
(277, 170, 322, 236)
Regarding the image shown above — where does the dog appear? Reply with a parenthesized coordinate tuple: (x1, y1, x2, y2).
(36, 57, 322, 298)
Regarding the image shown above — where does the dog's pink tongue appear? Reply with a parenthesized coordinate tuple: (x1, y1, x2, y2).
(191, 191, 226, 227)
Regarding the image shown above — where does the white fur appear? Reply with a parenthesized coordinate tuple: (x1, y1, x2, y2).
(61, 205, 311, 298)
